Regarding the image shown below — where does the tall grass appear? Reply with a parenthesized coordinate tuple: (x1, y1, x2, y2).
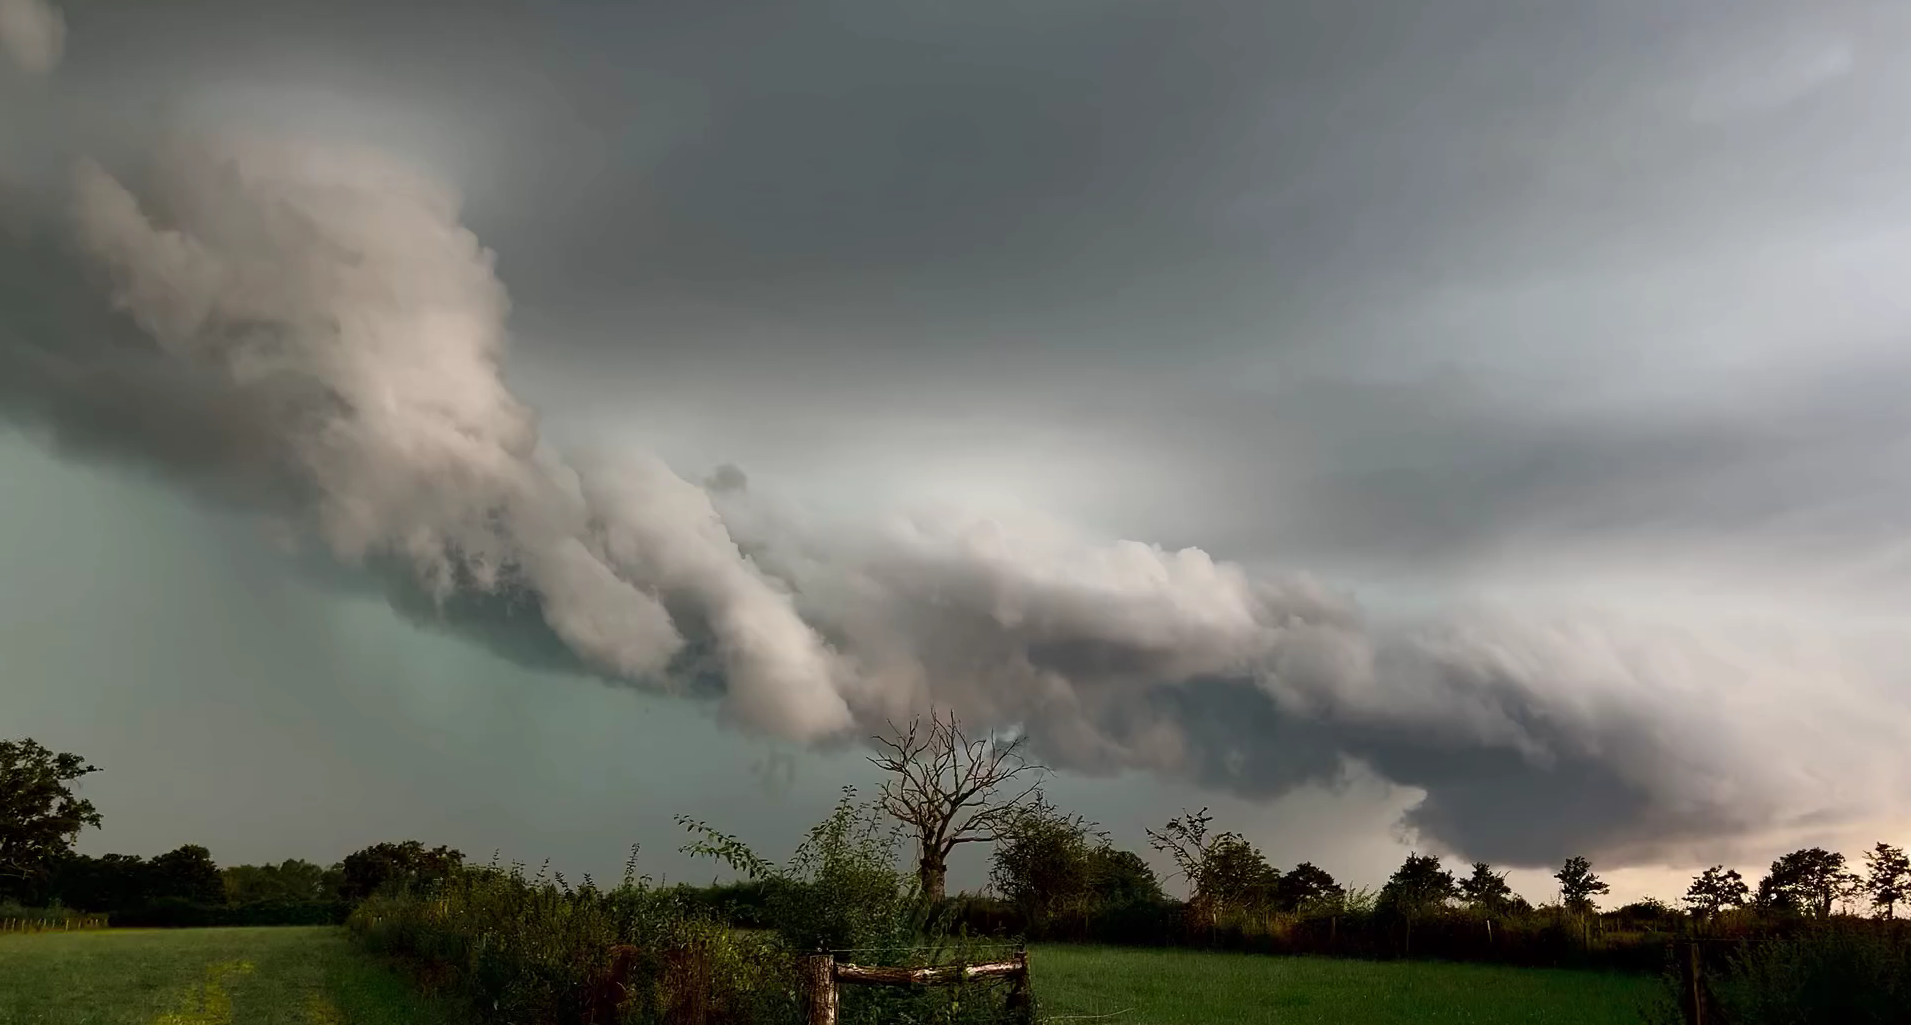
(1700, 920, 1911, 1025)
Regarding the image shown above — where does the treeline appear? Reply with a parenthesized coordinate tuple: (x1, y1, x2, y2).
(962, 804, 1911, 1022)
(962, 801, 1911, 957)
(685, 802, 1664, 970)
(1, 840, 470, 928)
(0, 737, 488, 926)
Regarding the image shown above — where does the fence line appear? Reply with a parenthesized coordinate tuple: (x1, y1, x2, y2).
(804, 947, 1032, 1025)
(0, 915, 109, 933)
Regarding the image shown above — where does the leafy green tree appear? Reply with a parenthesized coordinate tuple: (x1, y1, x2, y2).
(1145, 808, 1284, 919)
(1754, 870, 1800, 916)
(338, 841, 465, 902)
(1275, 862, 1343, 912)
(45, 853, 149, 911)
(987, 799, 1162, 933)
(1380, 853, 1458, 916)
(1146, 808, 1211, 885)
(222, 859, 340, 904)
(988, 797, 1102, 925)
(149, 845, 224, 905)
(0, 739, 102, 896)
(1555, 856, 1611, 913)
(1380, 853, 1456, 957)
(49, 846, 227, 910)
(1862, 843, 1909, 920)
(1203, 833, 1279, 913)
(1459, 862, 1514, 912)
(1683, 865, 1749, 919)
(1086, 847, 1162, 907)
(1762, 848, 1859, 919)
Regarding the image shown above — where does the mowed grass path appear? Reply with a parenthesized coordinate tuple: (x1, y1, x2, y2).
(1031, 945, 1664, 1025)
(0, 927, 467, 1025)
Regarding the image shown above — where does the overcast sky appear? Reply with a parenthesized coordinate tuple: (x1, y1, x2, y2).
(4, 0, 1911, 905)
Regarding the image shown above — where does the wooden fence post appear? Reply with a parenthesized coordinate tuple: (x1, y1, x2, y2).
(1677, 940, 1704, 1025)
(1004, 946, 1032, 1024)
(804, 954, 837, 1025)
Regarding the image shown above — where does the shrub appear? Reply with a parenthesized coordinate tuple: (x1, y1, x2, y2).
(351, 855, 795, 1025)
(667, 880, 774, 930)
(678, 787, 926, 956)
(1706, 920, 1911, 1025)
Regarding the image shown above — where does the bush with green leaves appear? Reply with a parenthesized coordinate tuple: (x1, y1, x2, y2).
(678, 787, 1029, 1025)
(986, 798, 1101, 931)
(679, 787, 922, 955)
(350, 851, 797, 1025)
(1705, 921, 1911, 1025)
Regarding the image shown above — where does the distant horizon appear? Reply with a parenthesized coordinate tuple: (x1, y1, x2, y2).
(43, 713, 1898, 917)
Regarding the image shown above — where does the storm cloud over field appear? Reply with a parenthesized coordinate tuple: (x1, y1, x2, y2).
(3, 0, 1909, 875)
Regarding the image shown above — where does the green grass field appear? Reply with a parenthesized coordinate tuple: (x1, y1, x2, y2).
(1030, 944, 1667, 1025)
(0, 927, 466, 1025)
(0, 928, 1667, 1025)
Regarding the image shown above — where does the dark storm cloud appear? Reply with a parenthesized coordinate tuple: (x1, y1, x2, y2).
(44, 0, 1902, 360)
(471, 0, 1911, 592)
(0, 235, 310, 502)
(1152, 676, 1680, 868)
(474, 0, 1903, 368)
(4, 0, 1910, 872)
(1058, 361, 1911, 580)
(1155, 664, 1752, 869)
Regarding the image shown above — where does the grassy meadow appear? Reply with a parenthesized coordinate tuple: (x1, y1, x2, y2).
(0, 927, 466, 1025)
(1030, 944, 1668, 1025)
(0, 926, 1674, 1025)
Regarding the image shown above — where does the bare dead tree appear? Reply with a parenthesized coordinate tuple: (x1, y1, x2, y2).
(868, 708, 1046, 902)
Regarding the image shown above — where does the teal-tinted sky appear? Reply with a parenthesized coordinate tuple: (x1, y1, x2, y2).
(0, 435, 1432, 895)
